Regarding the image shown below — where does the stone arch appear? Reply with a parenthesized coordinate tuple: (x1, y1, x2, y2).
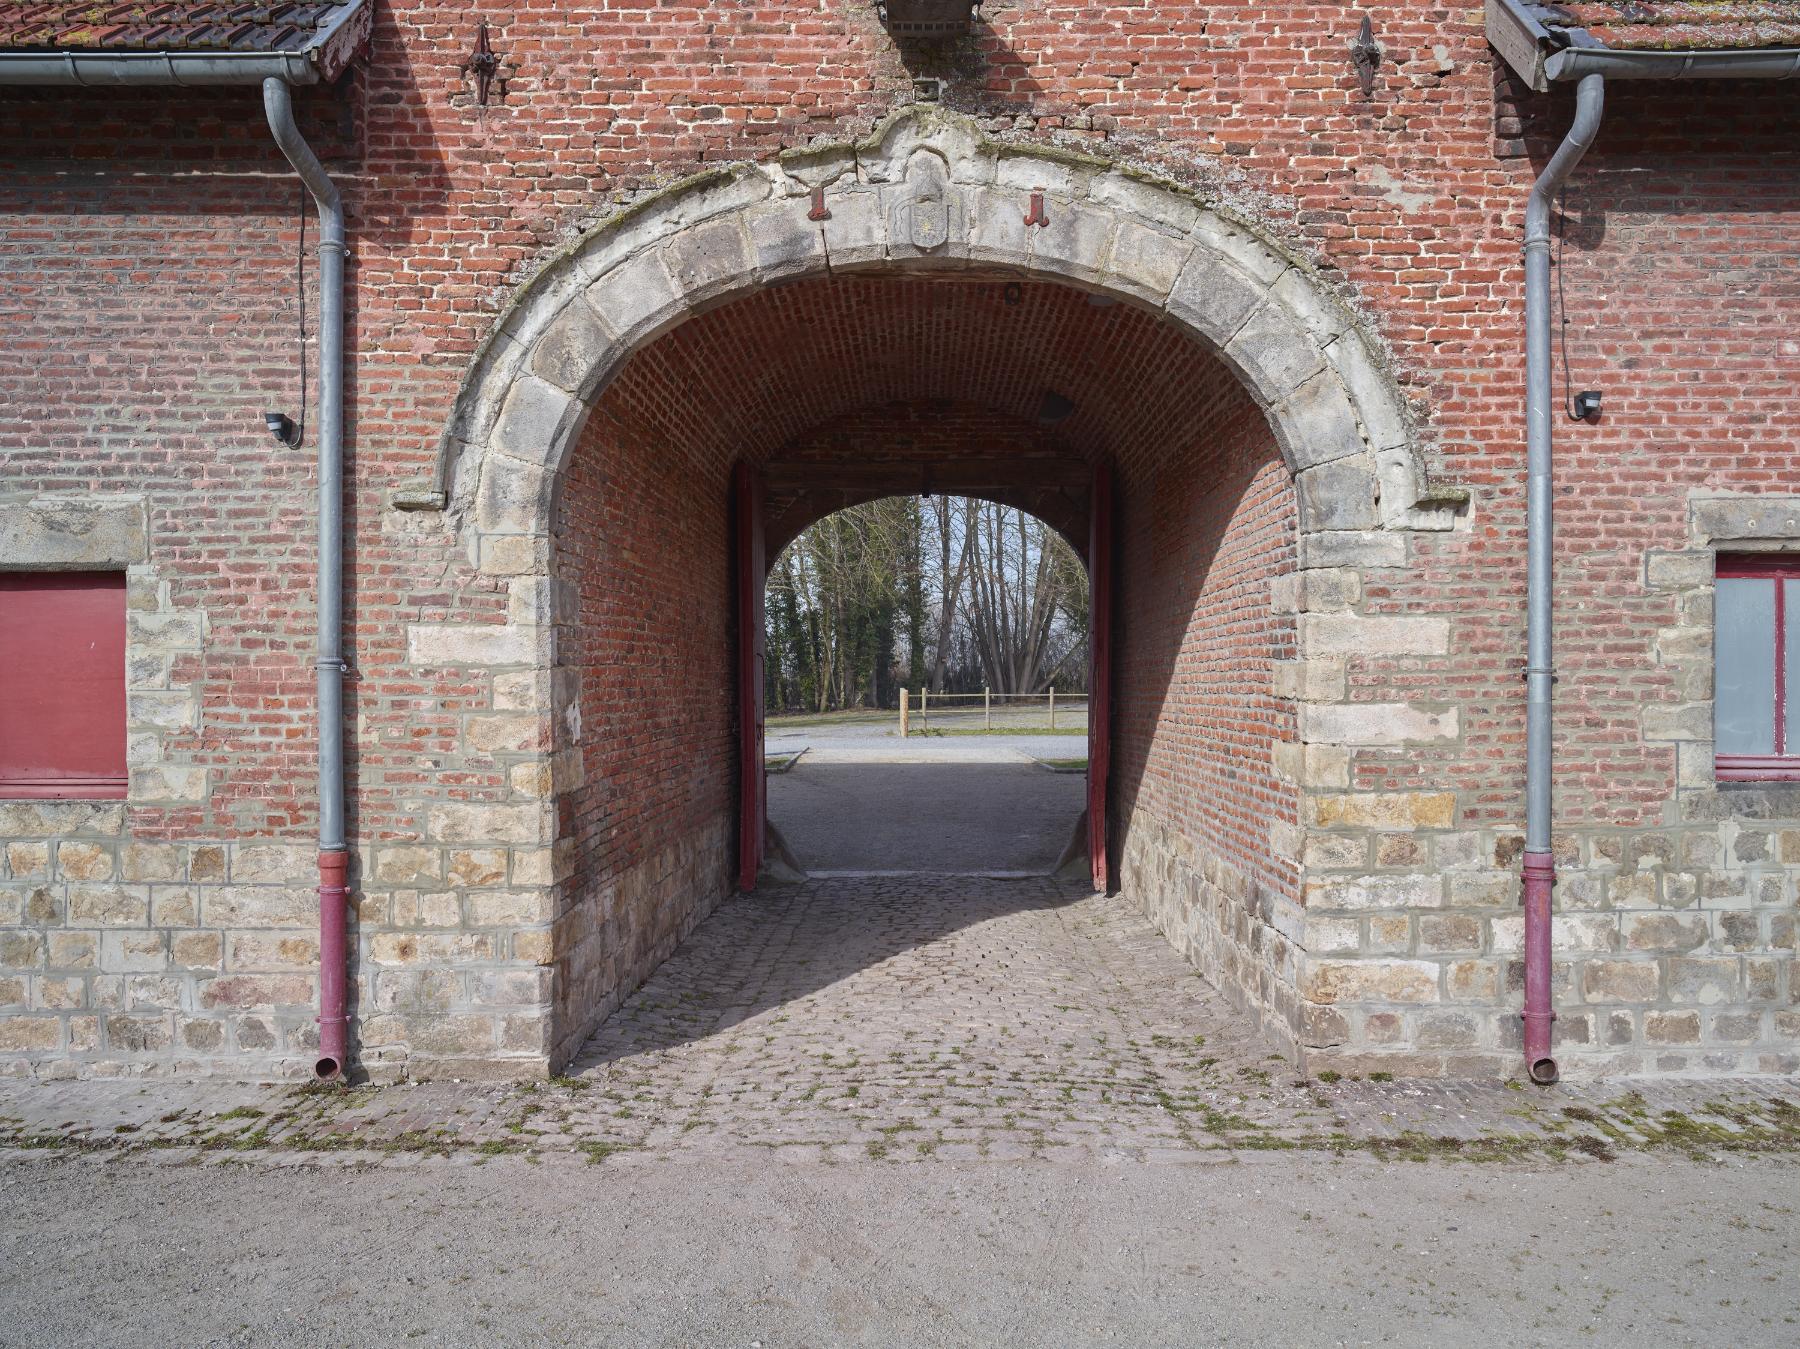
(434, 104, 1459, 573)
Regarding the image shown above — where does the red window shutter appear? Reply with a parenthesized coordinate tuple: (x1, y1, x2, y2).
(0, 573, 128, 799)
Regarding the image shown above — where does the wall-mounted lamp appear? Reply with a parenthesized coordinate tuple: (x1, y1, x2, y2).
(1571, 390, 1603, 422)
(263, 411, 301, 447)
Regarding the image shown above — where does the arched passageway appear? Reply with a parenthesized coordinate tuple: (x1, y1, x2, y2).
(428, 106, 1442, 1072)
(550, 268, 1300, 1064)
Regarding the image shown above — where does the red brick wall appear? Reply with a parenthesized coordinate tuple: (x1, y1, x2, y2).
(0, 175, 317, 841)
(552, 362, 738, 1056)
(1338, 88, 1800, 832)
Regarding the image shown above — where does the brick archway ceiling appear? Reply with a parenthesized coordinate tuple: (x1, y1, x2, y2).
(594, 270, 1255, 554)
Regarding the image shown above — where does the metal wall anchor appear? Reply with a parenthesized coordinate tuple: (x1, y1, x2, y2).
(463, 22, 501, 106)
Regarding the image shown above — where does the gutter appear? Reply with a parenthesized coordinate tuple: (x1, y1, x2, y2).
(0, 55, 354, 1080)
(0, 0, 368, 86)
(0, 52, 318, 85)
(1547, 48, 1800, 84)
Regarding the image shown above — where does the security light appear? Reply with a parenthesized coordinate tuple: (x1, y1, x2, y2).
(264, 411, 301, 446)
(1571, 390, 1603, 422)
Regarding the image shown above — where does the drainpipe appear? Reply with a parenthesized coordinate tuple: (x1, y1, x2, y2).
(1519, 72, 1603, 1087)
(262, 78, 350, 1082)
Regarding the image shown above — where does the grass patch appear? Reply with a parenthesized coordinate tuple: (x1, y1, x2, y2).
(911, 726, 1087, 737)
(766, 709, 893, 729)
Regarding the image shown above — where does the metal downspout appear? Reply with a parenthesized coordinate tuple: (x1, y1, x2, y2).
(1520, 72, 1604, 1087)
(262, 78, 350, 1081)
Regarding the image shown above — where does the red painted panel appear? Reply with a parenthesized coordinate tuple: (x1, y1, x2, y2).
(1086, 460, 1112, 893)
(0, 572, 127, 798)
(734, 462, 767, 890)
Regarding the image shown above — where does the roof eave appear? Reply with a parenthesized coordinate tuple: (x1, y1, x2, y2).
(1488, 0, 1556, 92)
(0, 0, 372, 88)
(1488, 0, 1800, 91)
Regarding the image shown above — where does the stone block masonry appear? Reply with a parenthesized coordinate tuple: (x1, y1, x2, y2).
(1, 6, 1797, 1081)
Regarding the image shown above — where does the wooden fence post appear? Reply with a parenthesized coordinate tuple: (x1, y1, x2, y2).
(984, 686, 991, 730)
(899, 687, 908, 739)
(1049, 686, 1056, 729)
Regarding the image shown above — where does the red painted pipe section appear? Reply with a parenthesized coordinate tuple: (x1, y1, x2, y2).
(1521, 851, 1558, 1085)
(316, 849, 349, 1080)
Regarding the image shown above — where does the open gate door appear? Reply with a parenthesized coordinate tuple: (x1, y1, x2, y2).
(1086, 460, 1112, 892)
(734, 461, 767, 891)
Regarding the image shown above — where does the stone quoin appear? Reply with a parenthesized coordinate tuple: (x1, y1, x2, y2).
(0, 1, 1797, 1082)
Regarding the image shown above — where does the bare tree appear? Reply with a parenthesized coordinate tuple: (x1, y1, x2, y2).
(926, 495, 973, 693)
(765, 494, 1087, 712)
(959, 500, 1085, 694)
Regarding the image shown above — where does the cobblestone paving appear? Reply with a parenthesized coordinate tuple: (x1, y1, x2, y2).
(2, 876, 1798, 1166)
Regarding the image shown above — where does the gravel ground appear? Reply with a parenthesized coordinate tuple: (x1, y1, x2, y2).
(1, 1149, 1795, 1347)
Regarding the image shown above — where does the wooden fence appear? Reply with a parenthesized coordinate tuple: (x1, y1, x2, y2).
(897, 688, 1089, 736)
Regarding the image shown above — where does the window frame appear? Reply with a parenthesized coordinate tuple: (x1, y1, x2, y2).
(0, 570, 130, 801)
(1714, 553, 1800, 783)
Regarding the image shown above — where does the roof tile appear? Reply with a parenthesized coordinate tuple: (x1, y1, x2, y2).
(1537, 2, 1800, 52)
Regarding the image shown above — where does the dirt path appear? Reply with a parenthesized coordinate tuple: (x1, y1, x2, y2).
(1, 1149, 1794, 1346)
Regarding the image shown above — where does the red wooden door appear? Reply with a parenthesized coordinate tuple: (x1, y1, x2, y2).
(1086, 461, 1112, 892)
(735, 461, 768, 890)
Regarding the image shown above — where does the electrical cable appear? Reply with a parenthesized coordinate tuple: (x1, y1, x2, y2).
(1556, 184, 1578, 422)
(294, 180, 308, 445)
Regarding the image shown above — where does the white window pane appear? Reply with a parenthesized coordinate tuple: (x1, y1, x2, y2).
(1786, 579, 1800, 756)
(1716, 577, 1776, 756)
